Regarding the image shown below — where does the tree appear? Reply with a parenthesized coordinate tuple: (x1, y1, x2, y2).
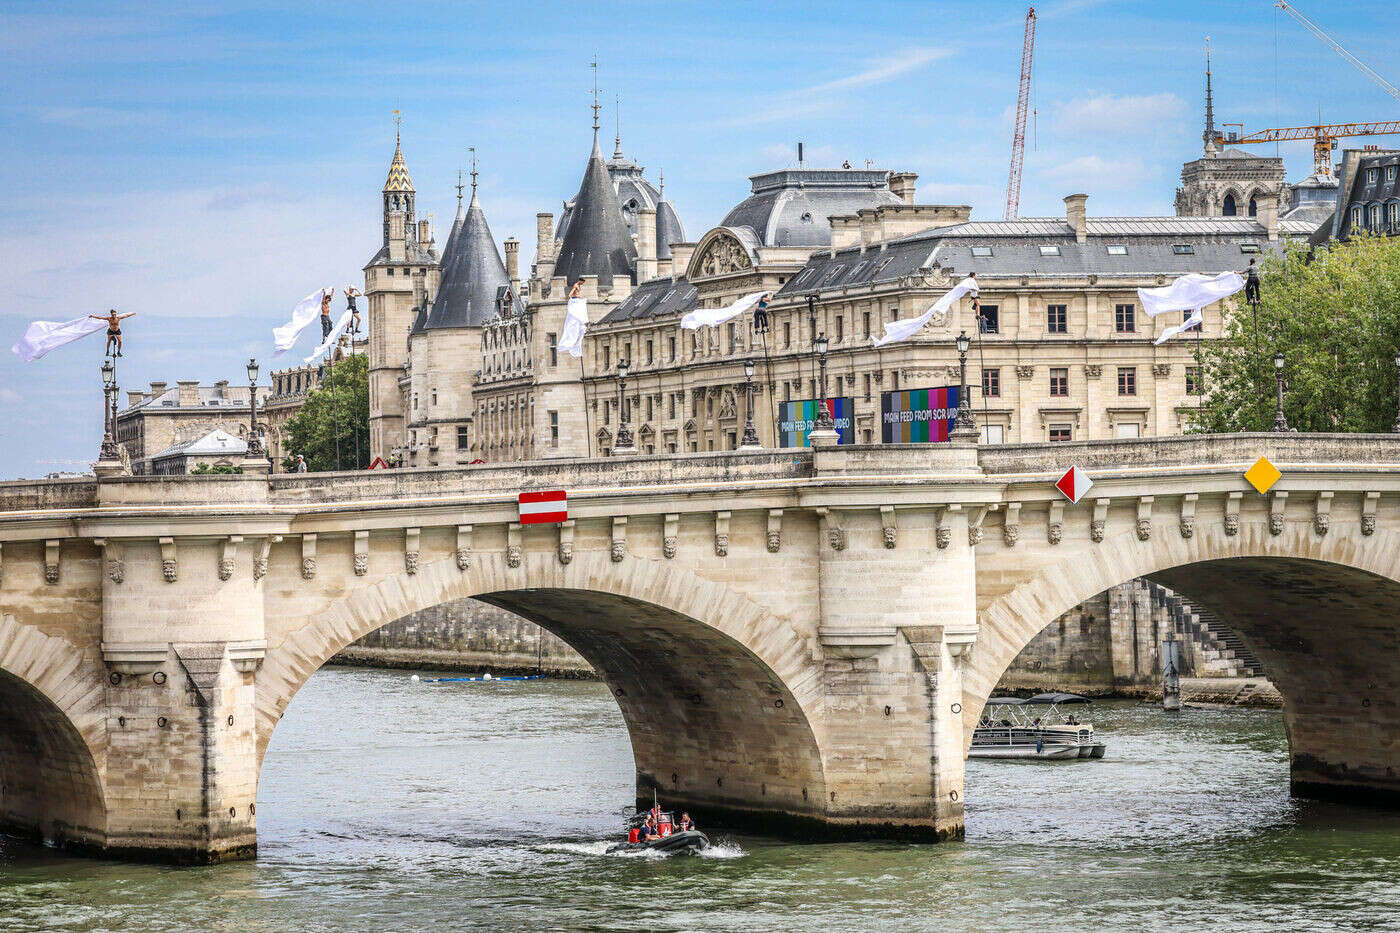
(281, 352, 370, 471)
(1192, 235, 1400, 434)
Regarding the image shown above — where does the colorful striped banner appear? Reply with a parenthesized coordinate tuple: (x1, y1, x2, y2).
(880, 386, 960, 443)
(776, 397, 855, 448)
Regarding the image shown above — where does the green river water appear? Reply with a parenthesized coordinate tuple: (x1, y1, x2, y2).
(3, 667, 1399, 932)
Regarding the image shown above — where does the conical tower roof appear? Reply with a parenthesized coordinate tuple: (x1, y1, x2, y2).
(383, 134, 415, 193)
(425, 171, 513, 328)
(552, 132, 637, 289)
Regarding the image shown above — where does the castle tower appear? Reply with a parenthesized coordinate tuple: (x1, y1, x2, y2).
(365, 117, 438, 461)
(551, 86, 637, 290)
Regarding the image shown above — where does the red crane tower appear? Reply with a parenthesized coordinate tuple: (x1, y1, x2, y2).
(1005, 6, 1037, 220)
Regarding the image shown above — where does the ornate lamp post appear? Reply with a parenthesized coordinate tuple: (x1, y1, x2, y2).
(814, 333, 834, 431)
(246, 357, 265, 459)
(1272, 351, 1289, 433)
(740, 358, 761, 449)
(1393, 351, 1400, 434)
(950, 330, 980, 443)
(614, 358, 636, 454)
(99, 357, 120, 461)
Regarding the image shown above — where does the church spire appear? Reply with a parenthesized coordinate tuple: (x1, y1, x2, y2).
(468, 146, 479, 207)
(590, 56, 602, 155)
(614, 94, 623, 159)
(1203, 37, 1218, 155)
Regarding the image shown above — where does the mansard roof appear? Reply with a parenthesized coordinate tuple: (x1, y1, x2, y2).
(720, 167, 904, 248)
(425, 183, 516, 329)
(551, 134, 638, 288)
(597, 275, 698, 324)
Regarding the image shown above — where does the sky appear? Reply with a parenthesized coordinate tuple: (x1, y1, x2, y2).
(1, 0, 1398, 478)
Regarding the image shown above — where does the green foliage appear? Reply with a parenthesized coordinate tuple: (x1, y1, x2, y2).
(191, 463, 242, 475)
(1192, 235, 1400, 434)
(281, 352, 370, 471)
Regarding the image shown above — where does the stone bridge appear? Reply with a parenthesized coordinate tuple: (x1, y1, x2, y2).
(3, 433, 1400, 863)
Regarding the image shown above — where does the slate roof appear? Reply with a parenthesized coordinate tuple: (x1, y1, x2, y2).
(383, 138, 414, 193)
(552, 133, 638, 288)
(150, 428, 247, 461)
(425, 182, 516, 328)
(120, 384, 250, 415)
(597, 276, 698, 324)
(719, 168, 904, 248)
(556, 140, 687, 261)
(1325, 148, 1400, 242)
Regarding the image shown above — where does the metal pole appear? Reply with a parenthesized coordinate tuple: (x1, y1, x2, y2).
(815, 336, 835, 431)
(329, 345, 341, 470)
(1272, 351, 1289, 432)
(1392, 352, 1400, 433)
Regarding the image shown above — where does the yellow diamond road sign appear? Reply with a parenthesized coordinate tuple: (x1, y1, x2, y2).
(1244, 456, 1282, 494)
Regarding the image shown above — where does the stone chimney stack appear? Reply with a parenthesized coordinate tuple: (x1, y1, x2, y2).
(858, 208, 879, 253)
(1064, 193, 1088, 243)
(148, 381, 167, 400)
(535, 213, 555, 282)
(1257, 191, 1280, 240)
(889, 172, 918, 204)
(177, 380, 199, 407)
(504, 237, 520, 294)
(388, 212, 407, 262)
(127, 390, 145, 407)
(669, 242, 696, 273)
(636, 208, 658, 282)
(214, 379, 229, 400)
(417, 219, 431, 245)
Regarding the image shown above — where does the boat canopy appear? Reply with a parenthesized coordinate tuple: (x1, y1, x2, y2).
(1024, 692, 1092, 705)
(984, 697, 1027, 706)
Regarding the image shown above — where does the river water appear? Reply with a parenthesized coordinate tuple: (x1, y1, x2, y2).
(3, 667, 1400, 932)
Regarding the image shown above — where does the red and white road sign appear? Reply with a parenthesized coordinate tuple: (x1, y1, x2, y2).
(518, 489, 568, 525)
(1055, 466, 1093, 504)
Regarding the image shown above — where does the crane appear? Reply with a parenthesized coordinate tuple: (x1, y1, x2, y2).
(1219, 2, 1400, 177)
(1004, 6, 1036, 220)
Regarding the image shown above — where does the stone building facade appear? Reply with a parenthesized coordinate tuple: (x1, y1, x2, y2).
(115, 380, 252, 475)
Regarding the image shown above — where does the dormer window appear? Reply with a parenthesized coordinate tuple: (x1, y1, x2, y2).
(1388, 166, 1398, 183)
(1368, 168, 1380, 184)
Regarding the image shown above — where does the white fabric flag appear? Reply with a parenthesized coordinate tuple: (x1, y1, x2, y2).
(10, 315, 108, 362)
(680, 291, 766, 330)
(274, 288, 331, 356)
(304, 310, 353, 365)
(871, 277, 979, 347)
(558, 297, 588, 358)
(1154, 307, 1204, 346)
(1137, 272, 1244, 318)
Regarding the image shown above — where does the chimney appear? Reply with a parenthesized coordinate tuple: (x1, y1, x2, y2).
(504, 237, 520, 293)
(1064, 193, 1088, 243)
(388, 211, 407, 262)
(1257, 191, 1280, 240)
(535, 213, 555, 281)
(858, 208, 878, 253)
(177, 380, 199, 407)
(669, 242, 696, 273)
(417, 218, 432, 245)
(578, 274, 600, 300)
(127, 390, 145, 407)
(149, 381, 168, 400)
(657, 257, 673, 278)
(214, 379, 229, 400)
(888, 172, 918, 204)
(636, 208, 657, 282)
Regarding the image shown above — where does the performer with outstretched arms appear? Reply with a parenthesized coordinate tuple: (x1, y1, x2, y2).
(345, 286, 362, 333)
(319, 288, 336, 340)
(90, 309, 136, 357)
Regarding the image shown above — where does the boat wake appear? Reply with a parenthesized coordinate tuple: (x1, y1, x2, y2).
(696, 840, 746, 859)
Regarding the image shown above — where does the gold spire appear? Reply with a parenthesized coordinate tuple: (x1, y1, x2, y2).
(383, 110, 414, 193)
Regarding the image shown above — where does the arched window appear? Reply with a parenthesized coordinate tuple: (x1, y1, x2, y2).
(1370, 204, 1383, 230)
(1248, 196, 1258, 217)
(1222, 193, 1237, 216)
(1388, 202, 1399, 229)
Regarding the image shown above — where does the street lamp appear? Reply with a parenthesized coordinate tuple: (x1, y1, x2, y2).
(614, 358, 635, 453)
(950, 330, 980, 443)
(1272, 351, 1288, 433)
(740, 358, 761, 449)
(1392, 351, 1400, 434)
(814, 333, 834, 432)
(246, 357, 264, 458)
(99, 358, 120, 462)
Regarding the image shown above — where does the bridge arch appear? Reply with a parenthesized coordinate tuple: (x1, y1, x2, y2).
(257, 550, 828, 827)
(970, 517, 1400, 803)
(0, 614, 108, 852)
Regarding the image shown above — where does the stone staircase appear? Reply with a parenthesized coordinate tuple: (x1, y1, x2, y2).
(1144, 582, 1265, 679)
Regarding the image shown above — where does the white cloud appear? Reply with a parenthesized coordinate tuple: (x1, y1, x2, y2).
(803, 47, 954, 96)
(1053, 93, 1186, 136)
(1041, 155, 1147, 188)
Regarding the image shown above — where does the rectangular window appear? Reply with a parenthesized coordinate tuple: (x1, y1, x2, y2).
(727, 322, 737, 353)
(1181, 308, 1201, 333)
(603, 401, 611, 426)
(978, 304, 999, 334)
(982, 424, 1005, 444)
(668, 335, 676, 362)
(1115, 303, 1135, 333)
(893, 370, 900, 391)
(783, 321, 792, 348)
(547, 332, 558, 366)
(863, 373, 872, 400)
(646, 340, 654, 365)
(1353, 206, 1365, 229)
(1049, 424, 1072, 443)
(549, 411, 559, 446)
(1116, 422, 1140, 439)
(603, 345, 611, 371)
(982, 368, 1001, 397)
(1390, 203, 1399, 227)
(457, 425, 469, 448)
(690, 333, 698, 358)
(835, 316, 844, 343)
(1368, 168, 1379, 184)
(645, 396, 653, 421)
(863, 311, 871, 338)
(1039, 245, 1061, 256)
(971, 246, 993, 257)
(1047, 304, 1067, 334)
(668, 394, 676, 419)
(1388, 166, 1397, 182)
(1186, 365, 1203, 395)
(1049, 367, 1068, 397)
(1240, 243, 1261, 254)
(1106, 245, 1128, 256)
(1118, 366, 1136, 396)
(1172, 244, 1194, 255)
